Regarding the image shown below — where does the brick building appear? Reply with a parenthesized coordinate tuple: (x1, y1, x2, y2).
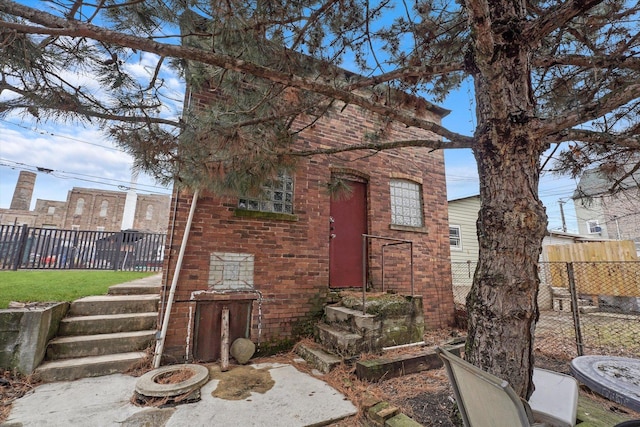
(161, 82, 456, 362)
(0, 172, 170, 234)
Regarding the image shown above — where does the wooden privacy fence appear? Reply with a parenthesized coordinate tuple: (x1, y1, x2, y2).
(0, 224, 166, 271)
(543, 240, 639, 297)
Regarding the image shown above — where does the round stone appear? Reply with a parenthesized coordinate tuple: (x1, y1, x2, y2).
(230, 338, 256, 364)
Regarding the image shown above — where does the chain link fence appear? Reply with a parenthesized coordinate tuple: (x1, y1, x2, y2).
(452, 261, 640, 359)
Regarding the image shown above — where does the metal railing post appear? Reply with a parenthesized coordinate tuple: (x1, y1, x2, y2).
(13, 224, 30, 271)
(362, 235, 367, 315)
(410, 242, 414, 296)
(567, 262, 584, 356)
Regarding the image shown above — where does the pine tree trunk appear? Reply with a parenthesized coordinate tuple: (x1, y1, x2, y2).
(463, 0, 549, 399)
(466, 85, 548, 399)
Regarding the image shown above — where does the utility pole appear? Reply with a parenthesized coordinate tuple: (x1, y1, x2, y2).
(558, 199, 567, 233)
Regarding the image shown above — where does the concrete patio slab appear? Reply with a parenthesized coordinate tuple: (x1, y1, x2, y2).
(3, 362, 358, 427)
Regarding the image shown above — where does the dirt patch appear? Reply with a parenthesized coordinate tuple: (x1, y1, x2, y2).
(209, 365, 275, 400)
(0, 370, 39, 423)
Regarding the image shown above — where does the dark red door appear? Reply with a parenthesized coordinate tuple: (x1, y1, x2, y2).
(329, 180, 367, 288)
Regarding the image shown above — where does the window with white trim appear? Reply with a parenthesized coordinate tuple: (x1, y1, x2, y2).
(47, 206, 55, 215)
(450, 226, 462, 250)
(390, 179, 423, 227)
(99, 200, 108, 217)
(238, 171, 294, 214)
(74, 198, 85, 215)
(587, 220, 601, 234)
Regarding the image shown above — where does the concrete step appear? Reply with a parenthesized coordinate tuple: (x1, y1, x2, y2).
(316, 322, 363, 357)
(46, 330, 155, 360)
(58, 312, 158, 336)
(296, 343, 342, 374)
(35, 352, 148, 382)
(324, 305, 377, 334)
(108, 283, 161, 295)
(69, 295, 159, 316)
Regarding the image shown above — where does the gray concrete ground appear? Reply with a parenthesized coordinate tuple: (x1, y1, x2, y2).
(3, 362, 358, 426)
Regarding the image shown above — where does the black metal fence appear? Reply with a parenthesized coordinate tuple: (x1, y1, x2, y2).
(452, 261, 640, 359)
(0, 224, 166, 271)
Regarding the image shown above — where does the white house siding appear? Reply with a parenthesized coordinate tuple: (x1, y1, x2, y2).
(448, 196, 480, 304)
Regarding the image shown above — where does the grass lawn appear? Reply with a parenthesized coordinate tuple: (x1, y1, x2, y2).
(0, 270, 157, 308)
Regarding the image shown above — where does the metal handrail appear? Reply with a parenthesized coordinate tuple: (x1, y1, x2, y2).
(361, 234, 414, 315)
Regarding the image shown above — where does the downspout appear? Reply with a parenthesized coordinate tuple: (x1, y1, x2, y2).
(153, 189, 199, 368)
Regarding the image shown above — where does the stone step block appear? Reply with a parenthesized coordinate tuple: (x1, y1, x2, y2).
(46, 330, 155, 360)
(324, 305, 378, 333)
(35, 352, 148, 382)
(58, 312, 158, 336)
(295, 343, 342, 374)
(69, 295, 159, 316)
(108, 283, 161, 295)
(316, 322, 363, 357)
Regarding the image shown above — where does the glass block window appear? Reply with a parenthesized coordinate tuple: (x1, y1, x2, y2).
(390, 179, 423, 227)
(450, 226, 462, 249)
(238, 171, 294, 214)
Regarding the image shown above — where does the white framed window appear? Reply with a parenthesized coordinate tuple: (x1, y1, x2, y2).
(47, 206, 55, 215)
(238, 170, 294, 214)
(145, 205, 154, 220)
(99, 200, 108, 217)
(74, 198, 85, 215)
(450, 226, 462, 250)
(390, 179, 423, 227)
(587, 220, 601, 234)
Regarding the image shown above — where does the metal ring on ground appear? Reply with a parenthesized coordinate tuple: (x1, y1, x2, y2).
(135, 364, 210, 397)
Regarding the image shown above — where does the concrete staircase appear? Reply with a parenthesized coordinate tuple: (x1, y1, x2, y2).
(297, 293, 425, 373)
(35, 276, 161, 382)
(551, 287, 598, 313)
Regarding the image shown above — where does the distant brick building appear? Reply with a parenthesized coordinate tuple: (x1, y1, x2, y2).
(0, 174, 170, 234)
(161, 82, 456, 363)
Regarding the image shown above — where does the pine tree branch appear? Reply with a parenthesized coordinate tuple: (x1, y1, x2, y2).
(542, 82, 640, 136)
(0, 82, 182, 126)
(0, 0, 472, 145)
(343, 62, 466, 91)
(522, 0, 605, 45)
(534, 54, 640, 71)
(288, 137, 472, 156)
(549, 129, 640, 150)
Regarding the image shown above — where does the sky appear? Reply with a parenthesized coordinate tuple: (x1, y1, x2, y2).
(0, 6, 583, 233)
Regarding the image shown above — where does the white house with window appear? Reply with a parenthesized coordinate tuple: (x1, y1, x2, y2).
(572, 166, 640, 255)
(447, 195, 481, 303)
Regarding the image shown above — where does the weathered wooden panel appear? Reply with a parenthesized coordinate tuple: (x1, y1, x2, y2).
(544, 241, 639, 297)
(193, 300, 252, 363)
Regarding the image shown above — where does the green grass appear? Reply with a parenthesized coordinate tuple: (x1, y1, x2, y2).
(0, 270, 157, 308)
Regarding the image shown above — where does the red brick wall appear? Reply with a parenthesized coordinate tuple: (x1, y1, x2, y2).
(161, 99, 455, 362)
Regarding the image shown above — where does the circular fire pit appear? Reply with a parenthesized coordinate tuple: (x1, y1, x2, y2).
(135, 364, 210, 398)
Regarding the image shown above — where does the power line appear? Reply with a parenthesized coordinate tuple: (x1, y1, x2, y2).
(0, 159, 171, 195)
(0, 119, 127, 153)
